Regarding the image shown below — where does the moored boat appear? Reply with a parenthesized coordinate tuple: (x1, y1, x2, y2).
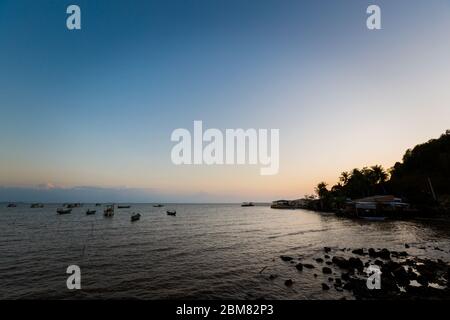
(30, 203, 44, 208)
(57, 208, 72, 214)
(7, 203, 17, 208)
(104, 205, 115, 217)
(153, 204, 164, 207)
(241, 202, 255, 207)
(118, 205, 131, 209)
(66, 203, 82, 209)
(131, 213, 141, 222)
(86, 209, 96, 215)
(166, 210, 176, 216)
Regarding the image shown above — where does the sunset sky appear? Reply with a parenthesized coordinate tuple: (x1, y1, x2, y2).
(1, 0, 450, 202)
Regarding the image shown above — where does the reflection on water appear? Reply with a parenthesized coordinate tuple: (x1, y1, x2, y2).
(0, 204, 449, 299)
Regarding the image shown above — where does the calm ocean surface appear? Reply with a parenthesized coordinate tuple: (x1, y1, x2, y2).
(1, 204, 449, 299)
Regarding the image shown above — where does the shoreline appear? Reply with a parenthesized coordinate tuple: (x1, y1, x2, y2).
(271, 205, 450, 222)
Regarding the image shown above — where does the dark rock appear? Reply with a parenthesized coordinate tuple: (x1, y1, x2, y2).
(322, 283, 330, 290)
(369, 248, 391, 260)
(280, 255, 293, 262)
(328, 277, 334, 282)
(348, 257, 364, 271)
(295, 263, 303, 271)
(315, 258, 324, 263)
(324, 247, 331, 253)
(405, 244, 410, 249)
(416, 261, 439, 283)
(381, 276, 400, 293)
(324, 255, 330, 259)
(284, 279, 293, 286)
(332, 256, 349, 269)
(341, 273, 350, 281)
(417, 275, 429, 286)
(343, 282, 354, 290)
(314, 273, 318, 278)
(326, 261, 332, 265)
(379, 248, 391, 260)
(374, 259, 384, 267)
(405, 285, 450, 298)
(382, 261, 401, 274)
(322, 267, 332, 274)
(304, 264, 315, 269)
(269, 274, 278, 280)
(352, 248, 365, 256)
(405, 259, 415, 266)
(335, 278, 342, 286)
(349, 279, 367, 296)
(393, 266, 409, 286)
(418, 270, 434, 283)
(407, 268, 417, 280)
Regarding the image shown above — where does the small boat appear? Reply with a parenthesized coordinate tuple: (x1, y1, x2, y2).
(57, 208, 72, 214)
(131, 213, 141, 222)
(86, 209, 96, 215)
(166, 210, 176, 216)
(31, 203, 44, 208)
(241, 202, 255, 207)
(67, 203, 82, 209)
(118, 205, 131, 209)
(104, 205, 115, 217)
(153, 204, 164, 207)
(95, 203, 102, 206)
(7, 203, 17, 208)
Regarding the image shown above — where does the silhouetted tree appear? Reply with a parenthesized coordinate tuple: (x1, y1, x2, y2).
(314, 130, 450, 213)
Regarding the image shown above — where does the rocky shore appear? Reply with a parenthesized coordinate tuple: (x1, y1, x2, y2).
(273, 245, 450, 299)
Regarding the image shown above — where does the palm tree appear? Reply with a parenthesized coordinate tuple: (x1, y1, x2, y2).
(315, 182, 329, 199)
(339, 171, 350, 185)
(370, 165, 388, 184)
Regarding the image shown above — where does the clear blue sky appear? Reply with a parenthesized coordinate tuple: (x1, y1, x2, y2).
(1, 0, 450, 202)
